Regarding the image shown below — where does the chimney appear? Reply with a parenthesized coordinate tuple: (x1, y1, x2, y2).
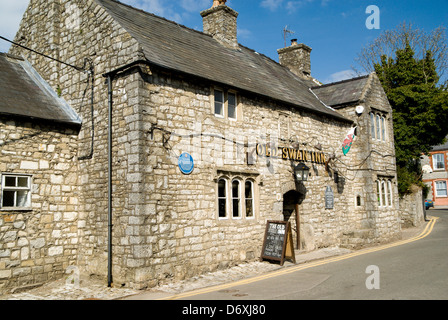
(201, 0, 239, 49)
(277, 39, 312, 79)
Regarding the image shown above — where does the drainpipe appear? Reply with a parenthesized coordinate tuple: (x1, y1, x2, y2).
(102, 59, 148, 288)
(107, 75, 113, 287)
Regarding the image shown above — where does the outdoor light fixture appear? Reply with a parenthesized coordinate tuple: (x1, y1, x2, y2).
(294, 162, 310, 182)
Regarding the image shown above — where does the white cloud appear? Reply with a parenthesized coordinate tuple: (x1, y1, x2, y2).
(0, 0, 29, 52)
(261, 0, 284, 11)
(324, 69, 359, 84)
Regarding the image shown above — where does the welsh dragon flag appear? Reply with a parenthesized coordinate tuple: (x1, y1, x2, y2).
(342, 127, 357, 156)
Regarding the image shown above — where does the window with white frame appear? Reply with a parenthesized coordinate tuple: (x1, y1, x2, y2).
(377, 177, 393, 207)
(231, 179, 241, 218)
(245, 180, 254, 218)
(217, 175, 256, 219)
(1, 174, 32, 209)
(432, 153, 445, 170)
(435, 181, 447, 197)
(214, 89, 224, 117)
(213, 88, 239, 120)
(218, 178, 227, 218)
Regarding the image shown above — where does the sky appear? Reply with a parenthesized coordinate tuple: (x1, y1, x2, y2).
(1, 0, 447, 84)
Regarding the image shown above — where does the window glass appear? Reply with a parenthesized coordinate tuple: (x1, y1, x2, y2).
(228, 93, 237, 119)
(388, 180, 393, 206)
(377, 180, 381, 206)
(245, 181, 253, 217)
(214, 89, 224, 116)
(218, 179, 227, 218)
(376, 115, 381, 140)
(2, 191, 15, 207)
(433, 154, 445, 170)
(232, 180, 240, 218)
(435, 181, 447, 197)
(381, 117, 386, 141)
(370, 113, 375, 138)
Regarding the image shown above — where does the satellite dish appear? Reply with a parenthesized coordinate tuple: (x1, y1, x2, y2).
(355, 105, 365, 115)
(422, 165, 433, 174)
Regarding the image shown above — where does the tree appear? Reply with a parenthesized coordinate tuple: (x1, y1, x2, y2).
(354, 22, 448, 84)
(374, 42, 448, 195)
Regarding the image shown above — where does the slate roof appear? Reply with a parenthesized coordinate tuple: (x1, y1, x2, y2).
(311, 75, 370, 108)
(95, 0, 350, 122)
(432, 136, 448, 151)
(0, 53, 82, 126)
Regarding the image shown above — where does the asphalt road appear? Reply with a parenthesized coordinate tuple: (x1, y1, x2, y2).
(175, 210, 448, 300)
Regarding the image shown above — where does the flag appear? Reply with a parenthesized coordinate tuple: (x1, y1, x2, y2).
(342, 127, 356, 156)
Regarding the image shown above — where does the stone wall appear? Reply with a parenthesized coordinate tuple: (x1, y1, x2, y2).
(399, 187, 425, 228)
(0, 116, 79, 292)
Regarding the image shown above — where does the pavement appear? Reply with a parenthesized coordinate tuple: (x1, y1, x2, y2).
(0, 220, 428, 301)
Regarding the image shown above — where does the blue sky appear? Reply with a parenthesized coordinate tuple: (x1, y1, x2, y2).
(1, 0, 447, 84)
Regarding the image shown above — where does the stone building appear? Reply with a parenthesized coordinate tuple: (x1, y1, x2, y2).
(2, 0, 402, 291)
(0, 53, 81, 290)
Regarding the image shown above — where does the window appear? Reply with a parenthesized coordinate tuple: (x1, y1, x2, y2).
(370, 113, 375, 138)
(377, 177, 393, 207)
(218, 179, 227, 218)
(228, 92, 237, 120)
(213, 88, 238, 120)
(245, 181, 254, 218)
(217, 175, 256, 219)
(376, 114, 381, 140)
(232, 180, 241, 218)
(1, 174, 32, 209)
(432, 154, 445, 170)
(435, 181, 447, 197)
(214, 89, 224, 117)
(370, 112, 387, 142)
(356, 195, 362, 207)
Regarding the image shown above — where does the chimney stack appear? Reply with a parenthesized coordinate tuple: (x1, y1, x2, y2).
(201, 1, 239, 49)
(277, 39, 312, 79)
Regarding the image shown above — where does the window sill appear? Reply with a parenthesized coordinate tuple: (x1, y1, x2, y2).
(1, 207, 33, 212)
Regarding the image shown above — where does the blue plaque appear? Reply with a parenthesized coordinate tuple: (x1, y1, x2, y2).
(178, 153, 194, 175)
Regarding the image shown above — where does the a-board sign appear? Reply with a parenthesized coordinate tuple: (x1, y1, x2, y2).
(260, 221, 296, 265)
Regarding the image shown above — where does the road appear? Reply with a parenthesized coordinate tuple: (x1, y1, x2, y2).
(168, 210, 448, 300)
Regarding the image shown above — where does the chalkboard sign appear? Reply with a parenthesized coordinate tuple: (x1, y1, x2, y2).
(260, 221, 296, 265)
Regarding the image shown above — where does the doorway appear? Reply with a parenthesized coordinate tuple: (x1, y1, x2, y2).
(283, 190, 304, 249)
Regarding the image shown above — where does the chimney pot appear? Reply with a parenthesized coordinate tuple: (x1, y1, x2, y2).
(212, 0, 226, 8)
(291, 39, 298, 46)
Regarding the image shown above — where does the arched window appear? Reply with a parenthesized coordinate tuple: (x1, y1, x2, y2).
(381, 116, 386, 141)
(218, 179, 227, 218)
(376, 114, 381, 140)
(245, 180, 254, 218)
(232, 180, 241, 218)
(387, 180, 393, 206)
(370, 113, 375, 138)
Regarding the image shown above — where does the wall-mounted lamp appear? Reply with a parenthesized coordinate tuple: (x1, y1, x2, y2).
(294, 162, 310, 182)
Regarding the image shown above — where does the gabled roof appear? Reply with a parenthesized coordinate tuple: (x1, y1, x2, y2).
(95, 0, 350, 122)
(0, 53, 82, 126)
(311, 75, 370, 108)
